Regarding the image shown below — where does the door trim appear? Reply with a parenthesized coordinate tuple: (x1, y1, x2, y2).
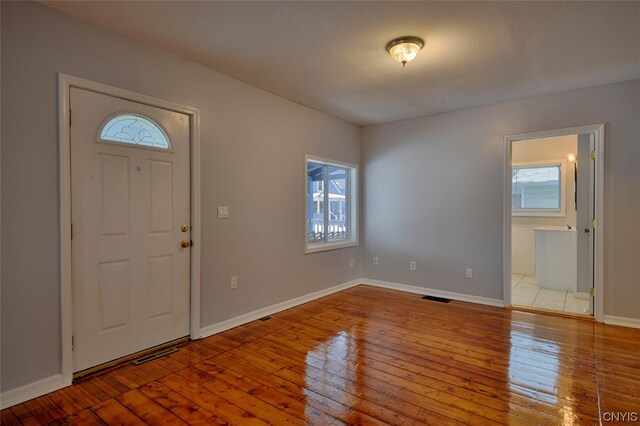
(58, 74, 202, 386)
(503, 124, 605, 322)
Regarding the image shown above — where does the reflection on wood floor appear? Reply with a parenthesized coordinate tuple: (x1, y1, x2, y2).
(2, 285, 639, 425)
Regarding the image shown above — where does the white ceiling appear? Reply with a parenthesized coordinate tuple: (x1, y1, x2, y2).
(43, 1, 640, 126)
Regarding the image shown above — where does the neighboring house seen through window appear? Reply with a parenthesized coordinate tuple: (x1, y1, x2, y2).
(306, 156, 358, 253)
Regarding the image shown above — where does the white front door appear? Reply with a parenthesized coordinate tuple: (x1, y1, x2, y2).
(71, 87, 191, 372)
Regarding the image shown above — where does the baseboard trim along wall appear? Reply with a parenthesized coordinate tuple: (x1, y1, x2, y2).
(198, 278, 509, 340)
(361, 278, 506, 307)
(199, 279, 362, 339)
(603, 315, 640, 330)
(0, 374, 69, 410)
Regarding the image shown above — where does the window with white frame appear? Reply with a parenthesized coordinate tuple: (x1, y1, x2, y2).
(306, 156, 358, 253)
(512, 161, 564, 216)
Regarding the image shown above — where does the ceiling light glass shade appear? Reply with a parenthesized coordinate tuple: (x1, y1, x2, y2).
(386, 37, 424, 66)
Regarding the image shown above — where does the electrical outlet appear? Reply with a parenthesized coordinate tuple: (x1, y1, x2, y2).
(409, 261, 416, 271)
(230, 276, 238, 289)
(349, 258, 355, 268)
(465, 268, 473, 279)
(373, 256, 379, 265)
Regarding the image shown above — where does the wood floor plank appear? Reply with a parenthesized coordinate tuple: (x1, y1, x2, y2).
(22, 396, 64, 424)
(2, 285, 639, 425)
(199, 376, 304, 425)
(160, 371, 270, 425)
(211, 354, 356, 423)
(116, 389, 188, 425)
(89, 375, 126, 399)
(92, 398, 144, 425)
(7, 404, 40, 426)
(0, 408, 21, 426)
(54, 408, 106, 425)
(139, 381, 226, 425)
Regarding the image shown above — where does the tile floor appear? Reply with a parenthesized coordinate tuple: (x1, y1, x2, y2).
(511, 274, 591, 315)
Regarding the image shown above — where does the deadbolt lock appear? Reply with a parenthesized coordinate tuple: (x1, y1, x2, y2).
(180, 240, 192, 248)
(180, 224, 189, 232)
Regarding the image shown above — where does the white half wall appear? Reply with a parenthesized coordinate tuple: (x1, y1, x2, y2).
(511, 225, 536, 275)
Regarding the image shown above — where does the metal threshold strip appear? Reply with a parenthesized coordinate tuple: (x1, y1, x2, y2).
(73, 336, 188, 380)
(132, 347, 179, 365)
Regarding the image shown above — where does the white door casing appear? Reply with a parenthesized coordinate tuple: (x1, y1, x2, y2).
(503, 124, 604, 322)
(70, 87, 191, 372)
(576, 133, 596, 313)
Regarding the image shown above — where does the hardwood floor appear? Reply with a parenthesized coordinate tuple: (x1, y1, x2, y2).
(2, 285, 639, 425)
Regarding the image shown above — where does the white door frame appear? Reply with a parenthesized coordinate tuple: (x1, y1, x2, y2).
(503, 124, 605, 322)
(58, 74, 202, 385)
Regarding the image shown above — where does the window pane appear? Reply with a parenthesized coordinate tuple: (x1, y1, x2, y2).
(327, 165, 348, 241)
(307, 162, 325, 242)
(100, 114, 171, 149)
(512, 165, 561, 210)
(305, 157, 357, 251)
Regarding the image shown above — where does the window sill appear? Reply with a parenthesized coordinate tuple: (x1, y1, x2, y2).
(512, 211, 565, 218)
(305, 240, 359, 254)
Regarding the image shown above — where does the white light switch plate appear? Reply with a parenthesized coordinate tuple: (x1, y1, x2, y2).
(217, 206, 229, 219)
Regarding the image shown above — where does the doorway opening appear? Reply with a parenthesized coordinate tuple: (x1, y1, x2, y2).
(503, 125, 604, 321)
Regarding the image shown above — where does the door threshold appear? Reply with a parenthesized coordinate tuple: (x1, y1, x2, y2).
(73, 336, 189, 381)
(509, 305, 594, 322)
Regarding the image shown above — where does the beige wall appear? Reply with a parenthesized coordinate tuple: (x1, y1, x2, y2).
(1, 2, 361, 392)
(362, 80, 640, 319)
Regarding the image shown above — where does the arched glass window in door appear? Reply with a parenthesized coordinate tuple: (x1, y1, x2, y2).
(99, 114, 171, 149)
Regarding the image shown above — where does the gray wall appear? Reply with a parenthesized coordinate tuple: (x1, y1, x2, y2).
(362, 80, 640, 317)
(1, 2, 361, 392)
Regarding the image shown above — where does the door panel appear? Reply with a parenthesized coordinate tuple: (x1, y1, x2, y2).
(149, 161, 173, 233)
(99, 260, 131, 330)
(71, 87, 190, 372)
(100, 154, 129, 236)
(148, 255, 174, 319)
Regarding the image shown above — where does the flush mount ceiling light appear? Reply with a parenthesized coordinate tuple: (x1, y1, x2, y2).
(386, 36, 424, 67)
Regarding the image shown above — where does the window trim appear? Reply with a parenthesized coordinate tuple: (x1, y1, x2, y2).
(511, 159, 566, 217)
(305, 155, 358, 254)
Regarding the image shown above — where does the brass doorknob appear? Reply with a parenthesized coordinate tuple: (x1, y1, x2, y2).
(180, 240, 192, 248)
(180, 224, 189, 232)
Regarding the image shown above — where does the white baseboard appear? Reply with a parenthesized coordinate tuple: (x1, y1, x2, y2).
(361, 278, 505, 307)
(604, 315, 640, 329)
(199, 279, 362, 339)
(0, 374, 68, 410)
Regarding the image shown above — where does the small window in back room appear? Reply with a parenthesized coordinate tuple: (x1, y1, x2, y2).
(305, 156, 358, 253)
(512, 163, 562, 214)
